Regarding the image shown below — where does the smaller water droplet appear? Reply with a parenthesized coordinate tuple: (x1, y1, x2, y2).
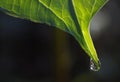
(90, 58, 101, 71)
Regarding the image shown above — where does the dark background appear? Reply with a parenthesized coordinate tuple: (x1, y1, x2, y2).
(0, 0, 120, 82)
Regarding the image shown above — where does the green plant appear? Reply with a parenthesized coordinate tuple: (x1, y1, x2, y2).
(0, 0, 108, 71)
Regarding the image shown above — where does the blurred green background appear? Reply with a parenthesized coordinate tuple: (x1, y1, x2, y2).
(0, 0, 120, 82)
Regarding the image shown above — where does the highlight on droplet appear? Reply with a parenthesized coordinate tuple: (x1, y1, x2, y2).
(90, 58, 101, 71)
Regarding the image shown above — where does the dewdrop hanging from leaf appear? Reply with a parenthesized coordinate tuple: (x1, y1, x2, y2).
(0, 0, 108, 71)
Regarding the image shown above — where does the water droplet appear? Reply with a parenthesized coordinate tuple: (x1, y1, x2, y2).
(90, 58, 101, 71)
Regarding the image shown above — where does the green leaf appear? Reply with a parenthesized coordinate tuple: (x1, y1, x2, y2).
(0, 0, 108, 71)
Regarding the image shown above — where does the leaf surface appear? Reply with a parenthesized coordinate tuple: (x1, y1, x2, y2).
(0, 0, 108, 71)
